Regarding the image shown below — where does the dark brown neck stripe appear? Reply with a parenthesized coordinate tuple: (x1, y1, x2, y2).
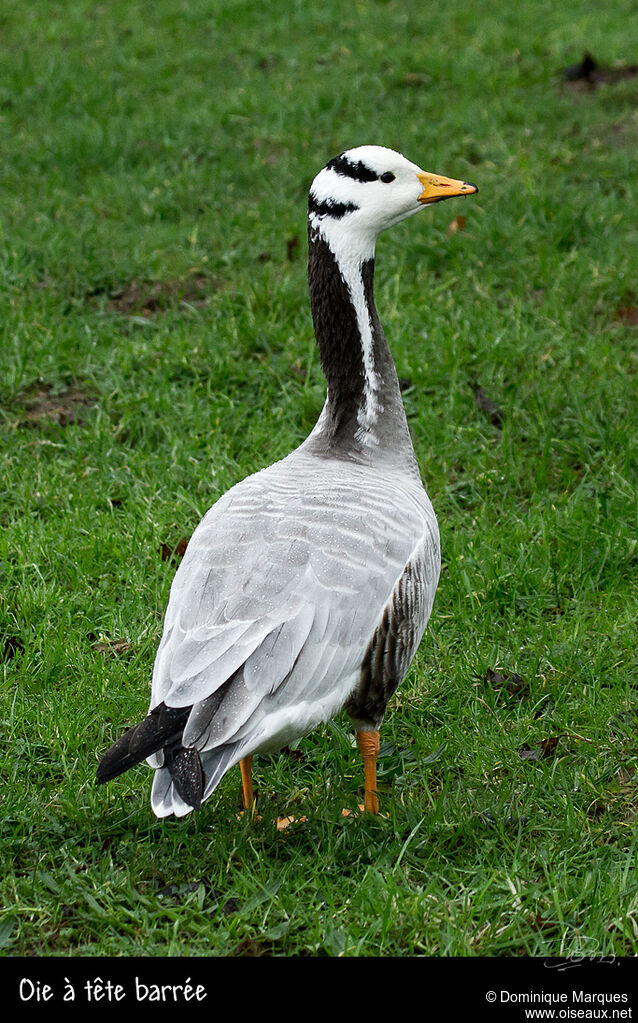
(307, 228, 367, 431)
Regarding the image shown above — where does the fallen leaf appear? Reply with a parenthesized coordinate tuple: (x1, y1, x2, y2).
(539, 736, 561, 758)
(341, 806, 389, 818)
(92, 637, 132, 657)
(447, 215, 467, 235)
(519, 736, 562, 761)
(159, 538, 189, 564)
(615, 307, 638, 326)
(484, 668, 528, 698)
(276, 815, 308, 830)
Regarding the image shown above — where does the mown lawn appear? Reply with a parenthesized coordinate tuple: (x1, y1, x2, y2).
(1, 0, 637, 957)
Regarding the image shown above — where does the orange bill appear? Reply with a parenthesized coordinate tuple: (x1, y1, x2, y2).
(417, 172, 478, 205)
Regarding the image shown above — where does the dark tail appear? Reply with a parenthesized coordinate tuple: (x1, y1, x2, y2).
(97, 702, 205, 811)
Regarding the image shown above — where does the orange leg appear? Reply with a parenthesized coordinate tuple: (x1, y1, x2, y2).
(356, 730, 380, 814)
(239, 755, 254, 812)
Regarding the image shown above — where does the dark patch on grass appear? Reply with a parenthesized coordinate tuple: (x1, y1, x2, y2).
(479, 810, 530, 829)
(232, 936, 273, 956)
(587, 769, 638, 827)
(280, 745, 306, 762)
(257, 56, 279, 73)
(528, 912, 562, 937)
(563, 52, 598, 84)
(563, 52, 638, 88)
(541, 604, 565, 617)
(471, 383, 503, 429)
(91, 275, 220, 317)
(610, 709, 638, 734)
(8, 382, 98, 428)
(157, 880, 224, 903)
(1, 635, 24, 661)
(286, 235, 300, 261)
(290, 358, 307, 383)
(398, 72, 431, 88)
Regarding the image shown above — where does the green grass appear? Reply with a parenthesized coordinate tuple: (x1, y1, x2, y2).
(1, 0, 637, 957)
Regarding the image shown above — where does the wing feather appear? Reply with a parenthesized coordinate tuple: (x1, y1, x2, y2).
(149, 455, 438, 759)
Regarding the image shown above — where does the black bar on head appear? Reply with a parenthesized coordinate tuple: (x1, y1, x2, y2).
(325, 154, 378, 183)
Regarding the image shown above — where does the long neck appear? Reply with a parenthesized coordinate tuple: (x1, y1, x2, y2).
(305, 222, 418, 472)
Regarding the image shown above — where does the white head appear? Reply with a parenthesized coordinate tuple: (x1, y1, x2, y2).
(309, 144, 477, 262)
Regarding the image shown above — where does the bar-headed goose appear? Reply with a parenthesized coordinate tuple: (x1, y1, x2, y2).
(97, 146, 477, 818)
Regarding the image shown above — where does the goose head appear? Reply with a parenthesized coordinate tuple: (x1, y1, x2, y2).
(309, 144, 478, 260)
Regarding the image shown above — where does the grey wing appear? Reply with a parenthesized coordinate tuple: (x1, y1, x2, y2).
(147, 464, 436, 814)
(344, 523, 441, 729)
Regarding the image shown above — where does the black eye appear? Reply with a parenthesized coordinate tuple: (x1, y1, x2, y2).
(379, 172, 395, 183)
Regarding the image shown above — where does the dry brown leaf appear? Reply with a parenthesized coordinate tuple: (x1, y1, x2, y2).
(276, 815, 307, 830)
(341, 806, 389, 818)
(447, 215, 467, 235)
(92, 637, 132, 657)
(519, 735, 562, 761)
(159, 538, 189, 564)
(484, 667, 528, 698)
(616, 307, 638, 326)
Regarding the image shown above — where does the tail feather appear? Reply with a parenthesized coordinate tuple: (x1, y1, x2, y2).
(164, 746, 204, 811)
(96, 703, 190, 784)
(151, 742, 240, 818)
